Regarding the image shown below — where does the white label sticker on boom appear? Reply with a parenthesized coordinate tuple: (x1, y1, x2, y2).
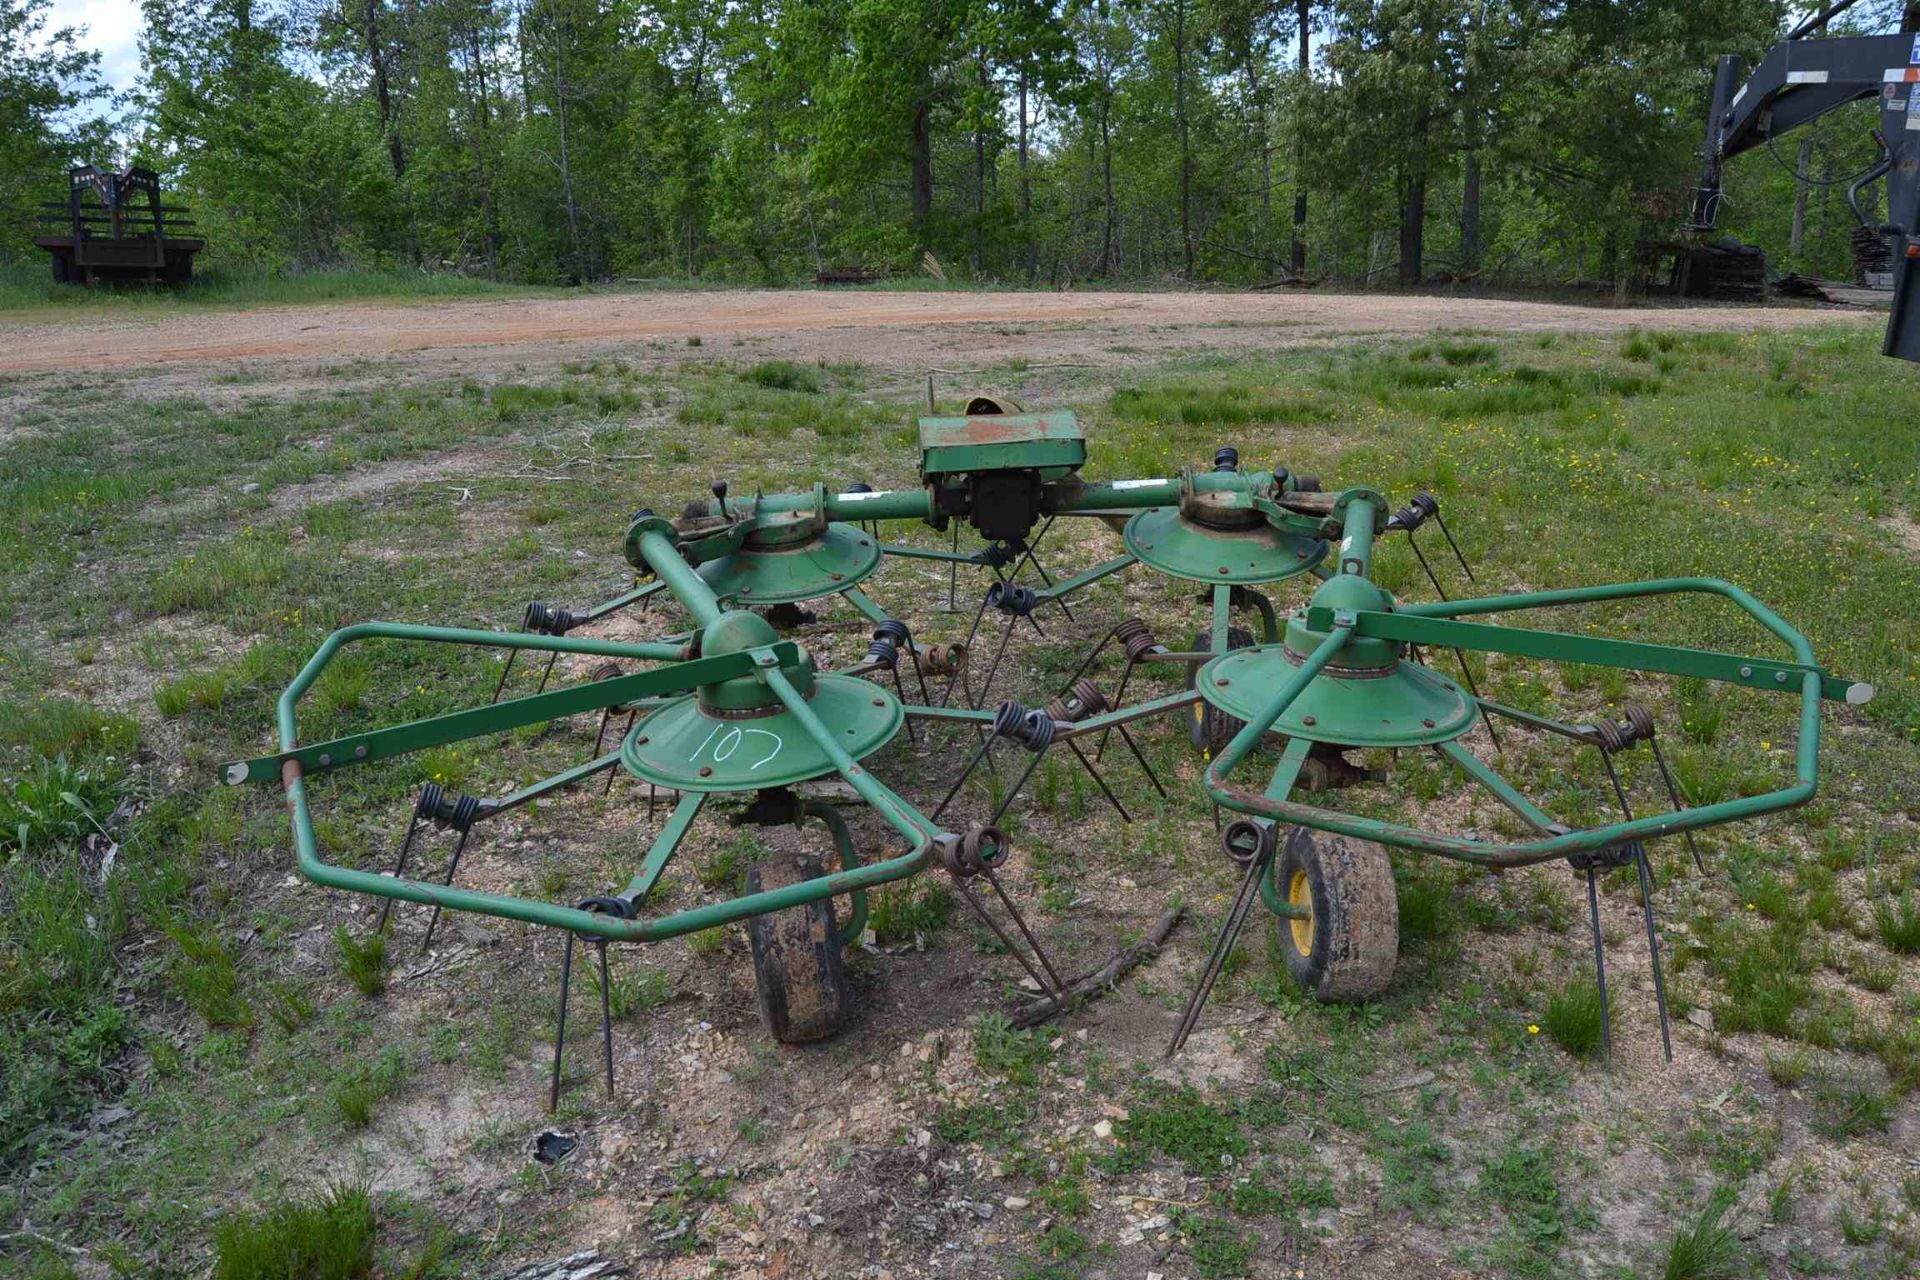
(1786, 70, 1828, 85)
(1112, 478, 1168, 490)
(836, 490, 890, 501)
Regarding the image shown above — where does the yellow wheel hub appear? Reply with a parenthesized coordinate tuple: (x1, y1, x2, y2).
(1288, 869, 1314, 956)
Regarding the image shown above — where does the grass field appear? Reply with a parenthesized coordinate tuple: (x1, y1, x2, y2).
(0, 262, 556, 315)
(1, 318, 1918, 1278)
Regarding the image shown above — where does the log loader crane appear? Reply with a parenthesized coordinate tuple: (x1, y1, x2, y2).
(1690, 5, 1920, 360)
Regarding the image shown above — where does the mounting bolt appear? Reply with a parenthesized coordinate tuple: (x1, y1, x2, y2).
(355, 745, 368, 758)
(318, 753, 332, 766)
(1302, 716, 1317, 726)
(1218, 679, 1231, 687)
(1774, 670, 1788, 684)
(1422, 719, 1435, 728)
(1739, 665, 1753, 678)
(699, 766, 713, 778)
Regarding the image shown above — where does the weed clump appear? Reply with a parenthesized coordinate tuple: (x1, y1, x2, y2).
(1660, 1185, 1742, 1280)
(334, 927, 387, 997)
(212, 1182, 376, 1280)
(1540, 979, 1609, 1059)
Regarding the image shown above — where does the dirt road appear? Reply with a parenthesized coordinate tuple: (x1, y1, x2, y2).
(0, 286, 1865, 374)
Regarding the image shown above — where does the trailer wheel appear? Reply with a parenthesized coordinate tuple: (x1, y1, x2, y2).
(1274, 827, 1398, 1001)
(745, 856, 850, 1043)
(1185, 627, 1256, 755)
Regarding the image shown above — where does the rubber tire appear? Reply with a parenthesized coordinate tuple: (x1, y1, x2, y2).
(1185, 626, 1256, 755)
(745, 856, 850, 1043)
(1273, 826, 1398, 1001)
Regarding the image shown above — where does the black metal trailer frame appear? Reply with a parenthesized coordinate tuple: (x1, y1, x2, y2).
(33, 165, 205, 286)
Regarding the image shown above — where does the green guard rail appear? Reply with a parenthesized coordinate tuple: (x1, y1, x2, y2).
(1204, 577, 1871, 869)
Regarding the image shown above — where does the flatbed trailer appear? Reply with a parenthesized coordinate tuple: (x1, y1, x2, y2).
(33, 164, 205, 285)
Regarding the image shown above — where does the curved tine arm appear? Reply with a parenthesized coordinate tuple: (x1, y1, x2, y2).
(1032, 553, 1137, 604)
(1204, 674, 1824, 870)
(1396, 577, 1816, 664)
(231, 623, 757, 786)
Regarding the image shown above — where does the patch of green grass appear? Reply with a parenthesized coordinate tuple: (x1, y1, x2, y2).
(741, 359, 825, 393)
(334, 927, 387, 997)
(212, 1182, 378, 1280)
(328, 1047, 409, 1130)
(1708, 920, 1812, 1038)
(149, 536, 292, 614)
(1173, 1210, 1258, 1279)
(1379, 1119, 1450, 1217)
(868, 878, 954, 943)
(164, 918, 254, 1029)
(972, 1013, 1053, 1086)
(1872, 891, 1920, 954)
(1661, 1185, 1742, 1280)
(1810, 1078, 1896, 1140)
(1480, 1143, 1564, 1275)
(1113, 1082, 1248, 1174)
(1540, 978, 1609, 1059)
(0, 699, 139, 759)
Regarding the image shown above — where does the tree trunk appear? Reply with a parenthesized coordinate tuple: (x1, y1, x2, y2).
(1289, 0, 1309, 275)
(1460, 148, 1480, 272)
(1398, 171, 1425, 285)
(1019, 65, 1034, 281)
(1099, 93, 1115, 276)
(1174, 0, 1193, 277)
(910, 98, 934, 248)
(973, 54, 986, 275)
(361, 0, 406, 180)
(1789, 137, 1813, 262)
(550, 14, 584, 281)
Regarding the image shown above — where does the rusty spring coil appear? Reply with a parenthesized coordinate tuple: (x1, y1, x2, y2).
(589, 661, 624, 682)
(915, 642, 968, 677)
(1114, 618, 1160, 662)
(986, 581, 1039, 616)
(1046, 677, 1110, 724)
(523, 601, 582, 636)
(416, 781, 482, 833)
(939, 824, 1012, 878)
(1588, 705, 1657, 753)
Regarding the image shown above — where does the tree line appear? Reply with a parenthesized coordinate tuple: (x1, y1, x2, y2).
(1, 0, 1913, 287)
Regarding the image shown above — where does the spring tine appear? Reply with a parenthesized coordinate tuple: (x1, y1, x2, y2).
(1632, 844, 1675, 1063)
(900, 624, 932, 706)
(419, 826, 473, 953)
(974, 615, 1021, 711)
(592, 708, 614, 757)
(950, 874, 1064, 1010)
(948, 524, 960, 611)
(943, 588, 995, 708)
(1648, 736, 1706, 874)
(1450, 651, 1503, 753)
(604, 712, 636, 797)
(933, 732, 1000, 824)
(490, 650, 519, 704)
(1114, 723, 1168, 798)
(1585, 866, 1613, 1060)
(596, 942, 616, 1098)
(988, 745, 1051, 829)
(1434, 511, 1476, 584)
(1408, 532, 1449, 603)
(1167, 849, 1269, 1056)
(1599, 750, 1673, 1063)
(375, 816, 425, 936)
(1066, 739, 1129, 822)
(549, 931, 575, 1113)
(647, 782, 658, 820)
(1020, 520, 1073, 621)
(1097, 656, 1141, 763)
(534, 652, 560, 696)
(890, 663, 920, 745)
(980, 865, 1070, 1003)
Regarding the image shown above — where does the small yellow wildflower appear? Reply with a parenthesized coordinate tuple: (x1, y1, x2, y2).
(1527, 1024, 1540, 1035)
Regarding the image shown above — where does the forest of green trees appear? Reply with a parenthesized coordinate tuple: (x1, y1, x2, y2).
(0, 0, 1912, 288)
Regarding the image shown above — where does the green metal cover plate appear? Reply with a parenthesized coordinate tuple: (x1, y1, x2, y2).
(1196, 646, 1476, 747)
(620, 673, 903, 792)
(1123, 508, 1328, 585)
(918, 409, 1085, 479)
(696, 522, 882, 605)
